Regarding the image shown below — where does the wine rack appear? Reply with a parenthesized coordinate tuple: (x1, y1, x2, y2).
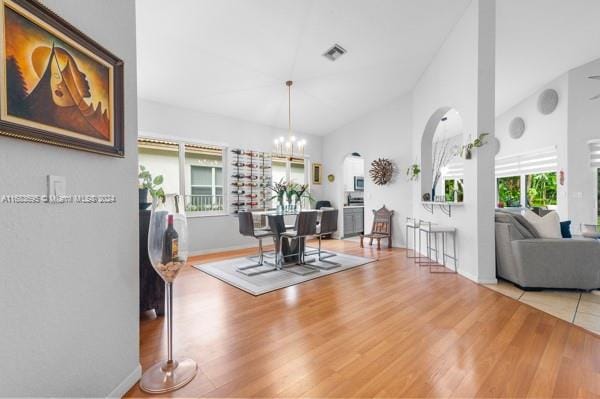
(229, 149, 272, 214)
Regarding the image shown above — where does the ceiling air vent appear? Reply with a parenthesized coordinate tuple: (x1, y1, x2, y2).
(323, 44, 346, 61)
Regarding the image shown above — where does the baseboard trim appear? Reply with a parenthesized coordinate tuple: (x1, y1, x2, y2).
(189, 243, 256, 256)
(106, 364, 141, 398)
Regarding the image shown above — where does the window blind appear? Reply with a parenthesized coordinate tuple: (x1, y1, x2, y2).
(443, 160, 464, 179)
(589, 141, 600, 168)
(495, 147, 558, 177)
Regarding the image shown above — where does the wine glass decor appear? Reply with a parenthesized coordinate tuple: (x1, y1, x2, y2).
(140, 195, 197, 393)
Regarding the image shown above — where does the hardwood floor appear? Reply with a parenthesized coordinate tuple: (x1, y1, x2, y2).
(126, 240, 600, 398)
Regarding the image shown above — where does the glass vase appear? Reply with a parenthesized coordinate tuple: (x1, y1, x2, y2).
(140, 195, 197, 393)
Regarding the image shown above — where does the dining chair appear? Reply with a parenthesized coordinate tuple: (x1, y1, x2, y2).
(236, 211, 277, 275)
(280, 211, 319, 275)
(306, 209, 340, 269)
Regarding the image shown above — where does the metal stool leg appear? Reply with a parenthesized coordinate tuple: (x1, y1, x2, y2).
(431, 231, 457, 274)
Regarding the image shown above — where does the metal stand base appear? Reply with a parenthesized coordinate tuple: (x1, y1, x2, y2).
(140, 358, 197, 394)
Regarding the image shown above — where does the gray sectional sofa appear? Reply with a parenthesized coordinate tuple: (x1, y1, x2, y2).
(495, 210, 600, 290)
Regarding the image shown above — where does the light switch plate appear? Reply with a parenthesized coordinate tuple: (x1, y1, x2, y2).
(47, 175, 66, 197)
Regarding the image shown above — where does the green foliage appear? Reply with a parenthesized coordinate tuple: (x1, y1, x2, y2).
(459, 133, 489, 159)
(138, 165, 165, 200)
(269, 178, 314, 206)
(497, 176, 521, 207)
(406, 164, 421, 181)
(526, 172, 557, 207)
(444, 179, 464, 202)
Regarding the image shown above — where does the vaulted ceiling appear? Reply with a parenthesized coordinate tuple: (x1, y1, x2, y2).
(136, 0, 600, 135)
(496, 0, 600, 115)
(136, 0, 471, 135)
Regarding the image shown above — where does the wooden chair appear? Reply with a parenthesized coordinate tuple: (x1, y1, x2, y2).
(360, 205, 393, 250)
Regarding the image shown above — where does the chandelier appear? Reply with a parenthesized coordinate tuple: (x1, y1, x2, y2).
(274, 80, 306, 157)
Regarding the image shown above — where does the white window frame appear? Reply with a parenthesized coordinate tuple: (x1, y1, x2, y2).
(138, 135, 228, 218)
(495, 172, 559, 208)
(270, 155, 310, 207)
(189, 165, 224, 212)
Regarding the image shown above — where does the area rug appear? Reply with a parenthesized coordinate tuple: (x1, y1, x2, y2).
(193, 250, 376, 295)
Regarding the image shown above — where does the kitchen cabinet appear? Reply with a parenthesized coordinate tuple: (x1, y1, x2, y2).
(343, 207, 364, 237)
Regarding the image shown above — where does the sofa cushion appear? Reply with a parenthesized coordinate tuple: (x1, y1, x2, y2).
(522, 209, 561, 239)
(560, 220, 572, 238)
(495, 210, 540, 239)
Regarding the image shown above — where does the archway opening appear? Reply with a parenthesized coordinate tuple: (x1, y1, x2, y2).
(342, 152, 365, 238)
(421, 108, 464, 202)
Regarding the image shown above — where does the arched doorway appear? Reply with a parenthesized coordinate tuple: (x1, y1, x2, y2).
(421, 108, 464, 202)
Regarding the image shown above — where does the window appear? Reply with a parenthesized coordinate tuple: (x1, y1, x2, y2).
(138, 139, 180, 196)
(138, 138, 225, 215)
(272, 158, 287, 186)
(271, 156, 307, 207)
(525, 172, 557, 208)
(497, 176, 521, 207)
(290, 158, 305, 185)
(444, 178, 463, 202)
(495, 147, 558, 209)
(185, 144, 223, 213)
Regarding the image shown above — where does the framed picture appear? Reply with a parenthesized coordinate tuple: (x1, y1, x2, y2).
(312, 162, 322, 185)
(0, 0, 124, 156)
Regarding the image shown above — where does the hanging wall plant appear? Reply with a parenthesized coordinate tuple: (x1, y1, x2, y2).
(369, 158, 395, 185)
(406, 163, 421, 181)
(459, 133, 489, 160)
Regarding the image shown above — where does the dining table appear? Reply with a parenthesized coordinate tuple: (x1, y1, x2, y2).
(251, 209, 321, 265)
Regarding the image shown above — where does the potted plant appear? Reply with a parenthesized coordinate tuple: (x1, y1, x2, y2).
(138, 165, 165, 209)
(459, 133, 489, 159)
(269, 178, 288, 212)
(406, 164, 421, 181)
(291, 183, 314, 210)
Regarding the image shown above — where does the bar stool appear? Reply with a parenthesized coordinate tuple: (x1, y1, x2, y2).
(405, 217, 422, 259)
(415, 219, 435, 266)
(420, 220, 457, 274)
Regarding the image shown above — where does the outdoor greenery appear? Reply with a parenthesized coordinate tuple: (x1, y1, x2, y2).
(526, 172, 557, 207)
(497, 176, 521, 207)
(444, 179, 464, 202)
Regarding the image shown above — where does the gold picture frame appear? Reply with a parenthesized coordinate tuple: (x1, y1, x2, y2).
(312, 162, 322, 185)
(0, 0, 124, 156)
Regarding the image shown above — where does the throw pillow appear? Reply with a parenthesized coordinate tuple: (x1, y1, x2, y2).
(521, 209, 562, 239)
(560, 220, 572, 238)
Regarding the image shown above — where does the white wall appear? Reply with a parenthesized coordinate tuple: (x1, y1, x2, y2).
(138, 99, 324, 253)
(0, 0, 139, 397)
(495, 74, 569, 216)
(567, 58, 600, 227)
(411, 0, 496, 283)
(321, 96, 413, 247)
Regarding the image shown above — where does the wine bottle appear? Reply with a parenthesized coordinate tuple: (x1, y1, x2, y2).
(161, 214, 179, 264)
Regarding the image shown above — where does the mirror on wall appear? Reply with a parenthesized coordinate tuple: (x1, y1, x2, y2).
(421, 108, 464, 202)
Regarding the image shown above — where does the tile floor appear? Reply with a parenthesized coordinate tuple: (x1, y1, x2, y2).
(484, 280, 600, 335)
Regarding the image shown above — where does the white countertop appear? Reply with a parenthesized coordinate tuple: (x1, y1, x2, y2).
(344, 205, 364, 208)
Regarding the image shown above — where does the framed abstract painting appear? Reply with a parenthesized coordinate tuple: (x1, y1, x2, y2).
(0, 0, 124, 156)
